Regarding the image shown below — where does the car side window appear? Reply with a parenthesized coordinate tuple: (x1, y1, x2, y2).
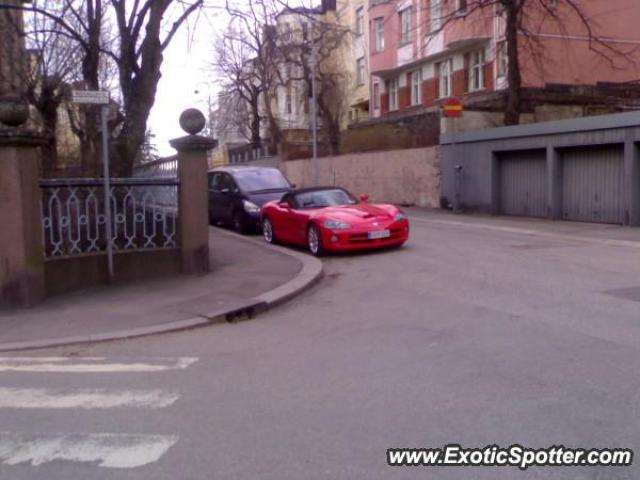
(210, 173, 223, 190)
(228, 175, 240, 193)
(282, 193, 299, 209)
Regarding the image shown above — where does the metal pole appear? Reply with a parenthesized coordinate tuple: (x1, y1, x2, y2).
(310, 41, 319, 186)
(100, 105, 114, 281)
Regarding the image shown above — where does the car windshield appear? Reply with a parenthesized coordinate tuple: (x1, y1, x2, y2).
(233, 169, 290, 193)
(294, 189, 357, 209)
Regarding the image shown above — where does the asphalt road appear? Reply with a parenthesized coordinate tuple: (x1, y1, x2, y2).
(2, 212, 640, 480)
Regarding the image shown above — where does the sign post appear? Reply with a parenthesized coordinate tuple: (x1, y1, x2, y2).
(72, 90, 114, 281)
(442, 98, 464, 213)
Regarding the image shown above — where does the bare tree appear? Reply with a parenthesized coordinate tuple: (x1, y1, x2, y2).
(276, 10, 351, 153)
(430, 0, 637, 125)
(0, 1, 81, 175)
(211, 88, 252, 144)
(1, 0, 204, 176)
(214, 25, 263, 147)
(223, 0, 287, 151)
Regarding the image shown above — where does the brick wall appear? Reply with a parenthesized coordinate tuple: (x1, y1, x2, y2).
(484, 61, 494, 92)
(280, 146, 441, 208)
(422, 78, 439, 106)
(398, 86, 411, 109)
(452, 69, 466, 98)
(381, 93, 390, 114)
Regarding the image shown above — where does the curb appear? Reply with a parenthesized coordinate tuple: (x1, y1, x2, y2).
(0, 228, 323, 353)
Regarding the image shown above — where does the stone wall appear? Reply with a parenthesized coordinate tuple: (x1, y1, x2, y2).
(341, 110, 440, 154)
(280, 146, 441, 208)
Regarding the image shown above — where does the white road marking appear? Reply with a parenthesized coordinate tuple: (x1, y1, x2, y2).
(0, 388, 179, 409)
(0, 432, 178, 468)
(0, 356, 198, 373)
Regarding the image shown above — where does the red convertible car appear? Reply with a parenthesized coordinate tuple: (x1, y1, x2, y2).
(260, 187, 409, 256)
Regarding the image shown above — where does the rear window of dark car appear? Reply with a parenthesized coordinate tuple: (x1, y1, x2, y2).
(233, 169, 290, 193)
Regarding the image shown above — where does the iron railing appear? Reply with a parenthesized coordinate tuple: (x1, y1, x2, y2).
(40, 177, 178, 258)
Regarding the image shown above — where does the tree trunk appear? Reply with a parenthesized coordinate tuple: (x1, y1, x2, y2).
(503, 0, 522, 126)
(263, 90, 281, 153)
(250, 96, 261, 148)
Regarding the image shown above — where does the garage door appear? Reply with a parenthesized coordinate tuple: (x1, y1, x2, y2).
(562, 145, 624, 224)
(499, 150, 547, 218)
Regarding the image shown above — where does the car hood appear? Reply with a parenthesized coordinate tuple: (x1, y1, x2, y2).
(314, 203, 397, 222)
(246, 190, 289, 206)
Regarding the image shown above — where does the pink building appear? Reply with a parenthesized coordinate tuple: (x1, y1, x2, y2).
(368, 0, 640, 118)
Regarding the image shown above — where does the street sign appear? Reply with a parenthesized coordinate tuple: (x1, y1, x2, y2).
(442, 97, 463, 118)
(71, 90, 110, 105)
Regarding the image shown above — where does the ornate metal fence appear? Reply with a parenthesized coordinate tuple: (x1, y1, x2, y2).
(40, 177, 179, 258)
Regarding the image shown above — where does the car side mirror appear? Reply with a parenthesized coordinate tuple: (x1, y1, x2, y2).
(220, 188, 230, 195)
(278, 201, 290, 209)
(359, 194, 369, 203)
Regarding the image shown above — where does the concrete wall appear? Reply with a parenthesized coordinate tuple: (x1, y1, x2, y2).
(280, 146, 440, 207)
(440, 111, 640, 225)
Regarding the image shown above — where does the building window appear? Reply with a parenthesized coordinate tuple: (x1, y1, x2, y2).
(388, 78, 398, 110)
(285, 88, 292, 114)
(438, 58, 453, 98)
(430, 0, 441, 32)
(411, 69, 422, 105)
(497, 41, 507, 77)
(282, 23, 292, 42)
(399, 8, 412, 45)
(356, 57, 365, 85)
(355, 7, 364, 36)
(469, 49, 485, 91)
(302, 22, 309, 40)
(456, 0, 467, 15)
(373, 82, 380, 109)
(374, 18, 384, 52)
(285, 65, 293, 114)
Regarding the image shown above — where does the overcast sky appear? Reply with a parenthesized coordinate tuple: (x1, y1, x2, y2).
(148, 9, 225, 157)
(149, 0, 308, 157)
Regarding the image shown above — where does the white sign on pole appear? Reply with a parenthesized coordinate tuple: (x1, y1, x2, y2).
(71, 90, 110, 105)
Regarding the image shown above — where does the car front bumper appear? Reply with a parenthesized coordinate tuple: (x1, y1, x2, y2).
(319, 220, 410, 252)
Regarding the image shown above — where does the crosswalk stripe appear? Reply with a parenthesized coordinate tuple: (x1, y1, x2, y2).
(0, 356, 198, 373)
(0, 432, 178, 468)
(0, 388, 179, 409)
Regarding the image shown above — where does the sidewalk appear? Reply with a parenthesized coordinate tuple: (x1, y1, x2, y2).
(0, 227, 322, 352)
(407, 207, 640, 247)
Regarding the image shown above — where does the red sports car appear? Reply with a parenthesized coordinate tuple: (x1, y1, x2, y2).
(260, 187, 409, 256)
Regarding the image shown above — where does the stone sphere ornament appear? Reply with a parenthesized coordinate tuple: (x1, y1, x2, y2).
(179, 108, 206, 135)
(0, 95, 29, 127)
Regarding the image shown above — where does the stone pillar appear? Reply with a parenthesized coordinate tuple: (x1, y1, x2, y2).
(170, 109, 217, 275)
(0, 130, 45, 306)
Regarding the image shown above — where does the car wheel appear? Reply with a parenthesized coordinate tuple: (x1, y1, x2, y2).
(262, 217, 276, 244)
(307, 224, 325, 257)
(233, 212, 249, 235)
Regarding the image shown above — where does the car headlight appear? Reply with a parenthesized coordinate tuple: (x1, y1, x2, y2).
(324, 219, 351, 229)
(394, 211, 408, 221)
(243, 200, 260, 213)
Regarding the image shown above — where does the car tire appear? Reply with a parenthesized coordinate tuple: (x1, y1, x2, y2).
(307, 224, 325, 257)
(233, 212, 249, 235)
(262, 217, 277, 244)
